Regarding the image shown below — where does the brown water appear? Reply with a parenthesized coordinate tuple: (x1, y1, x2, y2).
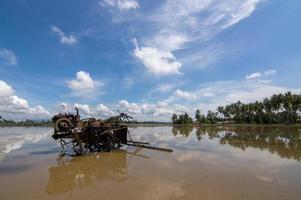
(0, 126, 301, 200)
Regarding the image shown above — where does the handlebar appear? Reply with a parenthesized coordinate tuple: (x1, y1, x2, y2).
(117, 110, 133, 120)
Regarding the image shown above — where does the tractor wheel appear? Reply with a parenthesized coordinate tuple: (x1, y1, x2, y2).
(54, 117, 73, 133)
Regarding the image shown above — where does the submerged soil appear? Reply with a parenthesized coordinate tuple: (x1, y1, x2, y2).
(0, 126, 301, 200)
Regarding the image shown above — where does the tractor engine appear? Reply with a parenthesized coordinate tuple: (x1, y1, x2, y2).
(52, 108, 80, 134)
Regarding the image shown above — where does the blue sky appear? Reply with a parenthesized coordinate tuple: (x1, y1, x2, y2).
(0, 0, 301, 121)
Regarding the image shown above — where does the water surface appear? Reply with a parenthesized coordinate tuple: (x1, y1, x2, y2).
(0, 126, 301, 200)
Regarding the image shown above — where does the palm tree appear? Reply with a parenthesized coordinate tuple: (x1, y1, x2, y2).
(171, 114, 178, 124)
(195, 109, 201, 123)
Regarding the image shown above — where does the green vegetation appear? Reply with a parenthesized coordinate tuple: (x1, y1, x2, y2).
(172, 92, 301, 125)
(172, 112, 193, 124)
(0, 116, 52, 127)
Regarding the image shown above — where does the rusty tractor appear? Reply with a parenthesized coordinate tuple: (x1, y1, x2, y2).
(52, 108, 172, 155)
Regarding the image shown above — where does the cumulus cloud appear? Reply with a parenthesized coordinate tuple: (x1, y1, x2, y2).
(68, 71, 95, 91)
(133, 39, 181, 75)
(118, 100, 189, 119)
(74, 103, 94, 115)
(60, 99, 189, 121)
(51, 25, 78, 45)
(96, 104, 115, 116)
(0, 80, 50, 119)
(67, 71, 104, 97)
(0, 48, 17, 66)
(118, 100, 142, 114)
(59, 102, 115, 118)
(100, 0, 139, 11)
(174, 89, 197, 100)
(0, 80, 14, 97)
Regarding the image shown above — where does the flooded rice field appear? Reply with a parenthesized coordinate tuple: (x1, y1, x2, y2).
(0, 126, 301, 200)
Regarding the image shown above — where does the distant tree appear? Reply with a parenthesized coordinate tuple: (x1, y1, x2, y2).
(215, 92, 301, 125)
(195, 109, 201, 122)
(172, 112, 193, 124)
(217, 106, 225, 119)
(172, 114, 178, 124)
(206, 110, 218, 124)
(183, 112, 193, 124)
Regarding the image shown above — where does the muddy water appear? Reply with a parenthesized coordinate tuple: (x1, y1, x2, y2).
(0, 126, 301, 200)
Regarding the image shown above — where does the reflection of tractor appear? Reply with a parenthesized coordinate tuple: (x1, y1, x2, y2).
(52, 108, 172, 155)
(46, 151, 130, 194)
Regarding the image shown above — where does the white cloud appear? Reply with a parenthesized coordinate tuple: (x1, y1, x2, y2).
(74, 103, 94, 115)
(100, 0, 139, 11)
(0, 80, 14, 97)
(0, 80, 50, 119)
(264, 69, 277, 76)
(51, 25, 78, 45)
(132, 0, 264, 74)
(218, 0, 264, 29)
(104, 101, 174, 119)
(59, 102, 115, 118)
(246, 69, 277, 83)
(133, 39, 181, 75)
(246, 72, 262, 80)
(29, 105, 49, 115)
(67, 71, 104, 97)
(118, 100, 142, 114)
(96, 104, 115, 116)
(68, 71, 95, 91)
(174, 89, 197, 100)
(0, 48, 17, 66)
(117, 100, 189, 120)
(149, 32, 189, 51)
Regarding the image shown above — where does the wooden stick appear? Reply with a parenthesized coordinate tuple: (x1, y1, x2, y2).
(126, 143, 173, 152)
(127, 140, 150, 145)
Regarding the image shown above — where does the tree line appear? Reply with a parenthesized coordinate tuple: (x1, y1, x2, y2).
(0, 116, 52, 127)
(172, 92, 301, 125)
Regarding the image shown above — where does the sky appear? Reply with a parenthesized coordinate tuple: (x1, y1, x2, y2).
(0, 0, 301, 121)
